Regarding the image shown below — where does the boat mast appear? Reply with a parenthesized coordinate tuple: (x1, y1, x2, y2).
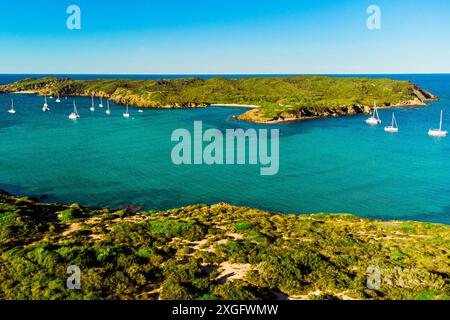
(440, 110, 443, 131)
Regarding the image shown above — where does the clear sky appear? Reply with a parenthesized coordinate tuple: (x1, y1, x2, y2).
(0, 0, 449, 74)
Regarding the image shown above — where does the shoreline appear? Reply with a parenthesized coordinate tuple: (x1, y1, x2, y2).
(1, 188, 447, 226)
(10, 90, 35, 94)
(1, 190, 448, 300)
(3, 90, 437, 125)
(242, 101, 434, 124)
(0, 75, 438, 124)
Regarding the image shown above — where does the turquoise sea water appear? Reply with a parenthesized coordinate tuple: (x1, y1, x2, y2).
(0, 74, 449, 224)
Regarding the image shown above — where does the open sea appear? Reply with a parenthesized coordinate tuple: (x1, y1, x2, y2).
(0, 74, 449, 224)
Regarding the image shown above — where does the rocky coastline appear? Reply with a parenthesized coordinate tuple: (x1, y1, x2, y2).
(0, 76, 439, 124)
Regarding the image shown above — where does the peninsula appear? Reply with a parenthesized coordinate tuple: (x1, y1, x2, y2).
(0, 191, 448, 300)
(0, 76, 437, 123)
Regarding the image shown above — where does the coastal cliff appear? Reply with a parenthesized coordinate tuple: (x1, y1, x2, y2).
(237, 83, 437, 123)
(0, 76, 438, 123)
(0, 192, 448, 300)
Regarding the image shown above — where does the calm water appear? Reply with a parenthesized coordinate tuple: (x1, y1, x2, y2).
(0, 74, 449, 224)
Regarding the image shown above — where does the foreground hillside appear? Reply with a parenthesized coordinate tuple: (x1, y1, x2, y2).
(0, 76, 437, 123)
(0, 192, 448, 300)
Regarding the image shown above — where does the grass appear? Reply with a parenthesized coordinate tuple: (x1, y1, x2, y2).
(0, 193, 448, 300)
(0, 75, 436, 123)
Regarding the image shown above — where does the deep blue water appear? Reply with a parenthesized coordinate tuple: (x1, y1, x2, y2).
(0, 74, 449, 224)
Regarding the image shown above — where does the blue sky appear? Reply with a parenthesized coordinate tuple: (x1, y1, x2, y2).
(0, 0, 449, 74)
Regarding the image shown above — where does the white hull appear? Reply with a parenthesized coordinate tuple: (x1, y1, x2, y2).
(366, 105, 382, 125)
(138, 109, 143, 113)
(90, 107, 95, 112)
(99, 104, 103, 108)
(428, 129, 447, 137)
(43, 97, 49, 112)
(384, 112, 398, 132)
(9, 99, 16, 114)
(106, 99, 111, 115)
(366, 117, 381, 125)
(68, 113, 79, 120)
(123, 104, 130, 118)
(70, 100, 80, 119)
(56, 99, 61, 103)
(428, 110, 447, 137)
(384, 127, 398, 133)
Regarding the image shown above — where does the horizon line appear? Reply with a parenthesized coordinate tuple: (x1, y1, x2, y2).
(1, 72, 450, 76)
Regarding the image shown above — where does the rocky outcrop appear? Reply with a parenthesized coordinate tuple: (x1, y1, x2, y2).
(0, 76, 439, 123)
(237, 86, 438, 124)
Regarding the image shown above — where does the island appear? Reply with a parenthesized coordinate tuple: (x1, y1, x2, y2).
(0, 191, 448, 300)
(0, 76, 437, 123)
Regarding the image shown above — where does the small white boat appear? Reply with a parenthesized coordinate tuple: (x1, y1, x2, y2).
(56, 95, 61, 103)
(123, 104, 130, 118)
(42, 96, 50, 112)
(428, 110, 447, 137)
(99, 97, 104, 108)
(105, 99, 111, 115)
(8, 99, 16, 114)
(49, 95, 53, 99)
(68, 101, 80, 120)
(384, 112, 399, 133)
(138, 109, 143, 113)
(366, 104, 381, 125)
(90, 95, 95, 112)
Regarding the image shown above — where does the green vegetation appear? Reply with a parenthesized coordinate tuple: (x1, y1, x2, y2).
(0, 192, 448, 300)
(0, 76, 436, 123)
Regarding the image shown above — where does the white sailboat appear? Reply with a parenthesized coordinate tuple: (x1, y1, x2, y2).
(365, 104, 381, 125)
(42, 96, 50, 112)
(7, 99, 16, 114)
(105, 99, 111, 115)
(56, 94, 61, 103)
(123, 104, 130, 118)
(90, 95, 95, 112)
(99, 97, 104, 108)
(384, 112, 399, 133)
(138, 109, 143, 113)
(68, 101, 80, 120)
(428, 110, 447, 137)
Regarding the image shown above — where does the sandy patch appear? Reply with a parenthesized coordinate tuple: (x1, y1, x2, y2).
(217, 262, 252, 283)
(210, 103, 259, 108)
(226, 233, 244, 240)
(62, 222, 82, 236)
(289, 290, 357, 300)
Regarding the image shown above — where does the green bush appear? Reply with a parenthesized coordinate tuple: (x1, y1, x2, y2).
(160, 280, 194, 300)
